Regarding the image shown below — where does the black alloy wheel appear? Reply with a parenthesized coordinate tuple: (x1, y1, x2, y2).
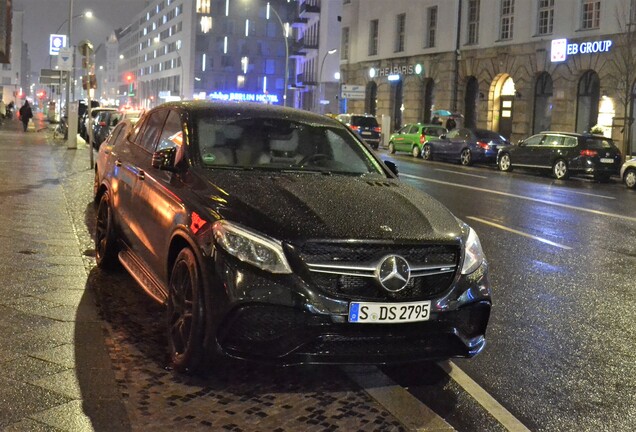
(167, 248, 206, 374)
(423, 144, 432, 160)
(95, 192, 119, 269)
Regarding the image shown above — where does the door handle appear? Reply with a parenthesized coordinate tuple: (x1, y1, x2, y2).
(137, 170, 145, 180)
(115, 159, 122, 167)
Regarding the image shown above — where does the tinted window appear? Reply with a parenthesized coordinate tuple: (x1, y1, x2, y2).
(523, 135, 544, 146)
(196, 115, 385, 176)
(584, 138, 616, 149)
(136, 110, 168, 152)
(424, 127, 446, 137)
(563, 136, 578, 147)
(543, 135, 563, 146)
(156, 111, 183, 152)
(351, 116, 378, 128)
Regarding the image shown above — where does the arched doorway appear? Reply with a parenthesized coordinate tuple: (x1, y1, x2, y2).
(365, 81, 377, 115)
(464, 76, 479, 129)
(420, 78, 434, 123)
(533, 72, 553, 134)
(576, 70, 600, 133)
(489, 74, 516, 139)
(391, 79, 404, 130)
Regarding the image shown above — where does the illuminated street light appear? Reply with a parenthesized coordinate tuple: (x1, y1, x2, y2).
(318, 48, 337, 114)
(266, 2, 289, 106)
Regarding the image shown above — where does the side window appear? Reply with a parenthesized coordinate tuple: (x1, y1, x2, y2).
(408, 125, 419, 134)
(523, 134, 544, 146)
(563, 136, 578, 147)
(136, 110, 168, 152)
(543, 135, 563, 146)
(447, 129, 461, 139)
(108, 123, 124, 145)
(129, 117, 147, 143)
(156, 111, 183, 152)
(458, 129, 471, 140)
(398, 126, 409, 134)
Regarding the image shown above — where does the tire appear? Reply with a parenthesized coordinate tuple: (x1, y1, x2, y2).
(95, 191, 119, 269)
(423, 144, 432, 161)
(167, 248, 206, 374)
(552, 159, 569, 179)
(93, 170, 100, 203)
(460, 148, 472, 166)
(388, 142, 396, 154)
(498, 153, 512, 172)
(624, 168, 636, 189)
(411, 146, 421, 158)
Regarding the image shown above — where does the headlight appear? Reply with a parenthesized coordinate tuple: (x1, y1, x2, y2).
(212, 221, 292, 274)
(461, 227, 485, 275)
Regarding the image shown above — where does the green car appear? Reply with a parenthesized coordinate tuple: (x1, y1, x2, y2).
(388, 123, 447, 157)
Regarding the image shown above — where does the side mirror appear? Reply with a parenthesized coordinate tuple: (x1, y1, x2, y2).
(440, 134, 447, 139)
(383, 160, 399, 177)
(152, 147, 178, 172)
(517, 139, 525, 146)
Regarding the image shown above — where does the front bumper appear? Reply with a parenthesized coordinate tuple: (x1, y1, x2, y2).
(204, 252, 492, 366)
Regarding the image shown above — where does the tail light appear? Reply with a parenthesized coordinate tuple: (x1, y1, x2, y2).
(420, 134, 425, 144)
(477, 140, 490, 150)
(373, 126, 381, 133)
(349, 125, 360, 132)
(99, 121, 107, 127)
(580, 149, 598, 157)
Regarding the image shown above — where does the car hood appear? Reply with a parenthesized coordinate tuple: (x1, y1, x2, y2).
(193, 170, 463, 242)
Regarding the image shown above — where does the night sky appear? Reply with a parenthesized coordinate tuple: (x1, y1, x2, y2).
(14, 0, 148, 73)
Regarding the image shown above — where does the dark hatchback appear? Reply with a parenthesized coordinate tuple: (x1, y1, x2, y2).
(424, 128, 510, 166)
(497, 131, 622, 180)
(94, 101, 491, 372)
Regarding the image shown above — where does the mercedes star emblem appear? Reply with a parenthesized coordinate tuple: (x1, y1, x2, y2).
(376, 255, 411, 292)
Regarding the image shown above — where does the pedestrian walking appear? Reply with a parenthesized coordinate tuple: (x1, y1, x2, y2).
(18, 100, 33, 132)
(445, 117, 457, 131)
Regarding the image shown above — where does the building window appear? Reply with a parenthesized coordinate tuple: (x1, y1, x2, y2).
(537, 0, 554, 35)
(341, 27, 349, 60)
(196, 0, 210, 14)
(369, 19, 378, 56)
(426, 6, 437, 48)
(500, 0, 514, 40)
(581, 0, 601, 29)
(395, 13, 406, 52)
(467, 0, 480, 44)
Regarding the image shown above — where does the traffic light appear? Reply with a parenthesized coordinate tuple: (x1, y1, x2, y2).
(125, 73, 134, 83)
(36, 90, 47, 99)
(82, 74, 97, 90)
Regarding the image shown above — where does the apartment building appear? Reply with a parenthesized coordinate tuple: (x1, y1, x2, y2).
(340, 0, 636, 155)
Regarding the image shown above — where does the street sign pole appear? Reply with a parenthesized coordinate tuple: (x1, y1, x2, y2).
(66, 0, 75, 149)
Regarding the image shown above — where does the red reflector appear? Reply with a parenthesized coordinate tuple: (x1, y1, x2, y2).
(190, 211, 207, 234)
(580, 149, 598, 157)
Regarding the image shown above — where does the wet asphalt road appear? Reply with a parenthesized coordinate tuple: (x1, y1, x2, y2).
(380, 151, 636, 431)
(68, 140, 635, 431)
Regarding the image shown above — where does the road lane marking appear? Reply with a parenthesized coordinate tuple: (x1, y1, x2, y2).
(466, 216, 573, 250)
(435, 168, 488, 179)
(551, 189, 614, 200)
(438, 361, 532, 432)
(401, 173, 636, 223)
(342, 365, 454, 431)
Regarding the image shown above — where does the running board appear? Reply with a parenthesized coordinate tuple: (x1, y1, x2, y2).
(118, 248, 168, 305)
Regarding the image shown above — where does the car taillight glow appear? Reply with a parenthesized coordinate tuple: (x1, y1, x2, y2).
(580, 149, 598, 157)
(373, 127, 381, 133)
(420, 134, 425, 144)
(99, 121, 107, 127)
(350, 125, 360, 131)
(477, 141, 490, 149)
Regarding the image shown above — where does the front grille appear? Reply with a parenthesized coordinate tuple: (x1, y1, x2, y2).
(299, 242, 460, 301)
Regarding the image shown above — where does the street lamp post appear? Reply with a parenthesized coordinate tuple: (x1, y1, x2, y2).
(266, 2, 289, 107)
(318, 48, 337, 114)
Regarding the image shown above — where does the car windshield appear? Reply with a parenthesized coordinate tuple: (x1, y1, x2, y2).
(195, 115, 386, 176)
(351, 116, 378, 128)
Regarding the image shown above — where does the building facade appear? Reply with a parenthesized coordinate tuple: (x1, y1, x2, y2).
(0, 10, 24, 104)
(340, 0, 636, 156)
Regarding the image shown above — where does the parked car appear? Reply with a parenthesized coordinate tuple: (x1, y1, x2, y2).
(81, 107, 117, 143)
(620, 157, 636, 189)
(497, 131, 622, 181)
(94, 101, 491, 373)
(423, 128, 511, 165)
(336, 113, 381, 149)
(92, 111, 123, 149)
(388, 123, 447, 158)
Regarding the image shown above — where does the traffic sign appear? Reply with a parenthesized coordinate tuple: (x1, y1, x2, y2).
(57, 48, 72, 71)
(39, 68, 66, 85)
(341, 84, 365, 100)
(49, 34, 67, 56)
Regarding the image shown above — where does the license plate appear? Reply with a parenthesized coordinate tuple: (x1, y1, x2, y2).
(348, 301, 431, 323)
(361, 131, 371, 136)
(600, 158, 614, 163)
